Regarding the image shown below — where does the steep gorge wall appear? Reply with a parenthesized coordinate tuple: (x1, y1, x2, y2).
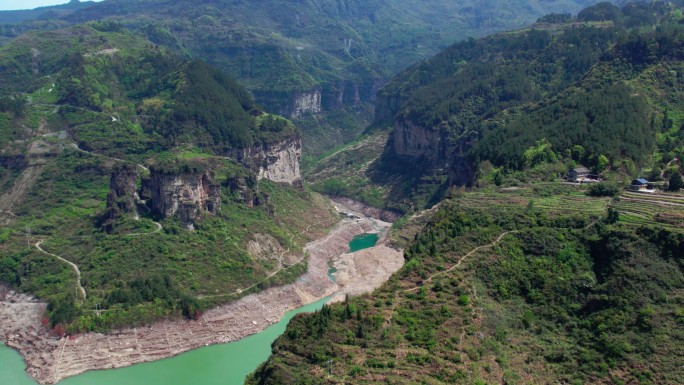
(232, 136, 302, 185)
(150, 170, 220, 228)
(254, 78, 382, 119)
(101, 164, 138, 231)
(392, 118, 476, 187)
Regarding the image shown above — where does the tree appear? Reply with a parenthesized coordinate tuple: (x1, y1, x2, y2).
(571, 145, 585, 162)
(669, 172, 683, 191)
(595, 154, 610, 173)
(607, 207, 619, 224)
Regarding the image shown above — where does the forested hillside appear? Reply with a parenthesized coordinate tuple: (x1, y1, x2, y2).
(314, 1, 684, 213)
(0, 23, 335, 333)
(248, 188, 684, 385)
(249, 3, 684, 384)
(0, 0, 609, 159)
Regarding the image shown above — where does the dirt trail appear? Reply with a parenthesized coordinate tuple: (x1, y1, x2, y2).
(34, 240, 86, 301)
(2, 199, 403, 385)
(69, 143, 148, 171)
(403, 230, 517, 293)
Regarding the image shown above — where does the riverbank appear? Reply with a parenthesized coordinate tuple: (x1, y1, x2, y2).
(1, 199, 404, 384)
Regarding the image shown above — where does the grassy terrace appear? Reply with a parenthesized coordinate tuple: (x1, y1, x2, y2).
(612, 190, 684, 231)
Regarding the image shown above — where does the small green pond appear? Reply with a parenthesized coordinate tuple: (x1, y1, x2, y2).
(348, 233, 379, 253)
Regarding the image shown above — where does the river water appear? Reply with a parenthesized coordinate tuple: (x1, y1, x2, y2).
(1, 297, 329, 385)
(1, 234, 382, 385)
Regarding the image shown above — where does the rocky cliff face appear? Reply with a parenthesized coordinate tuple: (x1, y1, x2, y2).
(253, 89, 322, 119)
(321, 79, 384, 111)
(254, 79, 383, 118)
(150, 169, 221, 229)
(232, 137, 302, 185)
(394, 119, 446, 161)
(101, 164, 138, 232)
(374, 91, 401, 122)
(393, 119, 476, 186)
(291, 90, 322, 118)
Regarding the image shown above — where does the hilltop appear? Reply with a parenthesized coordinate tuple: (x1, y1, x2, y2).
(0, 23, 338, 333)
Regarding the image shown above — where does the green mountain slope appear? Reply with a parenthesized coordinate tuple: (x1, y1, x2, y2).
(0, 0, 612, 159)
(247, 3, 684, 384)
(247, 189, 684, 384)
(319, 1, 683, 212)
(0, 24, 337, 333)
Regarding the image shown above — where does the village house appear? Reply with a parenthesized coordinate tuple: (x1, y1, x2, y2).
(568, 167, 590, 181)
(566, 166, 602, 183)
(630, 178, 656, 193)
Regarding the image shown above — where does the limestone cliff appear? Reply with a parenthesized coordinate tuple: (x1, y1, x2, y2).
(101, 164, 138, 232)
(392, 118, 476, 186)
(232, 136, 302, 185)
(150, 168, 220, 229)
(291, 90, 322, 118)
(253, 89, 322, 119)
(321, 79, 383, 110)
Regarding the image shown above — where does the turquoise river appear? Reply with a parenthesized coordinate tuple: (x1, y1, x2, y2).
(0, 233, 381, 385)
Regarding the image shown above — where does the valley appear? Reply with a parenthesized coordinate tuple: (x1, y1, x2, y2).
(0, 1, 683, 385)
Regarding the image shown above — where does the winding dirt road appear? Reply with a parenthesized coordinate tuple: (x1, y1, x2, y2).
(34, 240, 86, 301)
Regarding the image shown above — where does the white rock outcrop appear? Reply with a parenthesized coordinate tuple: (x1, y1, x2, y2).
(290, 90, 321, 118)
(237, 137, 302, 185)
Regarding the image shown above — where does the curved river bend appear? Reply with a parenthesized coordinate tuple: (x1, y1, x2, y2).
(1, 230, 383, 385)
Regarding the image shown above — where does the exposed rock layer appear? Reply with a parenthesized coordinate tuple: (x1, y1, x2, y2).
(102, 164, 138, 231)
(291, 90, 322, 118)
(232, 136, 302, 185)
(392, 118, 477, 187)
(150, 169, 220, 228)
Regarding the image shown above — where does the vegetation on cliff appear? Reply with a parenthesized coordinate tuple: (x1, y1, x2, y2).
(0, 0, 617, 161)
(0, 25, 334, 332)
(249, 4, 684, 383)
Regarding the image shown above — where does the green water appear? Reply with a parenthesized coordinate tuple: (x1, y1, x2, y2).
(0, 343, 38, 385)
(349, 233, 379, 252)
(0, 296, 330, 385)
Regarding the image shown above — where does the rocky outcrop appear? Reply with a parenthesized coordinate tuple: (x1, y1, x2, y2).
(101, 164, 138, 231)
(150, 169, 220, 229)
(232, 137, 302, 185)
(291, 90, 321, 118)
(226, 175, 256, 207)
(253, 89, 321, 119)
(393, 118, 477, 186)
(374, 91, 402, 122)
(394, 119, 446, 161)
(321, 79, 384, 110)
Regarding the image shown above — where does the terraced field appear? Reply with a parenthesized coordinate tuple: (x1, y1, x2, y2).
(457, 187, 610, 220)
(612, 190, 684, 230)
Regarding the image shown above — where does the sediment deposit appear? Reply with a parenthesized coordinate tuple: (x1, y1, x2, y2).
(1, 199, 403, 384)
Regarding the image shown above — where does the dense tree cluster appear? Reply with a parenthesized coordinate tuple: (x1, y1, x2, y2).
(379, 1, 684, 176)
